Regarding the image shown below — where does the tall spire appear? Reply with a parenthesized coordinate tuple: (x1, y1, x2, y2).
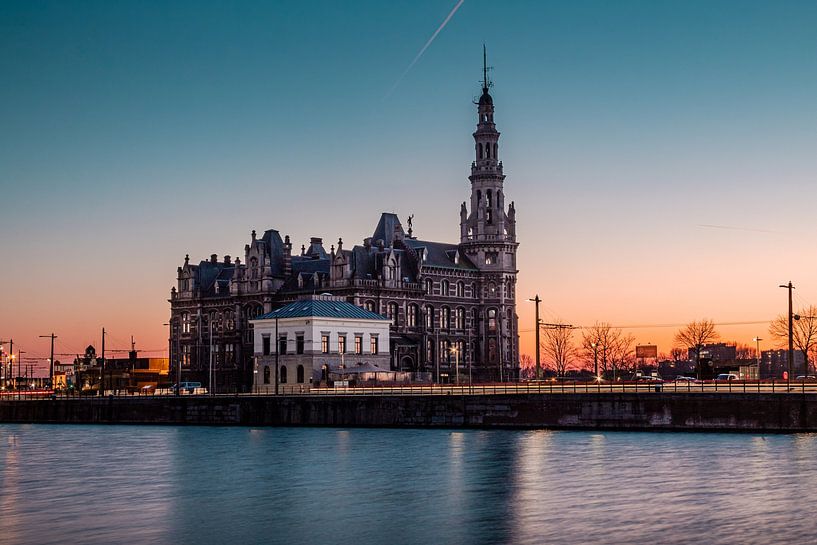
(481, 44, 492, 93)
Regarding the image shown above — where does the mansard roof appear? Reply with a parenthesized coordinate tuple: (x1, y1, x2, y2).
(258, 229, 285, 276)
(372, 213, 404, 246)
(196, 261, 235, 291)
(255, 299, 389, 321)
(403, 239, 477, 271)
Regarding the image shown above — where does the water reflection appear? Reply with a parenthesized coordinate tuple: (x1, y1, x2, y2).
(1, 426, 816, 545)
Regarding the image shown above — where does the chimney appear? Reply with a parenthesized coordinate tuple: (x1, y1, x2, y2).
(210, 254, 218, 264)
(283, 235, 292, 276)
(224, 255, 231, 265)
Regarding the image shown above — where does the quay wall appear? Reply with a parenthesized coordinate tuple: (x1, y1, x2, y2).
(1, 393, 816, 431)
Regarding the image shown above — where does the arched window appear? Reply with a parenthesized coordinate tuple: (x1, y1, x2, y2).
(280, 365, 288, 384)
(388, 302, 399, 327)
(364, 300, 375, 312)
(487, 309, 497, 332)
(476, 190, 481, 205)
(408, 304, 419, 327)
(425, 305, 434, 330)
(493, 143, 498, 159)
(441, 280, 449, 296)
(250, 257, 259, 279)
(487, 190, 493, 208)
(486, 143, 491, 159)
(478, 143, 483, 159)
(263, 366, 270, 384)
(181, 312, 190, 334)
(425, 278, 433, 295)
(297, 365, 305, 384)
(455, 307, 465, 329)
(441, 307, 451, 330)
(426, 339, 434, 363)
(441, 339, 451, 363)
(456, 281, 465, 298)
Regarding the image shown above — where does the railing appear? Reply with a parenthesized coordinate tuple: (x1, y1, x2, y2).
(4, 379, 817, 400)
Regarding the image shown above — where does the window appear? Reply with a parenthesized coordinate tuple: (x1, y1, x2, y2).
(182, 344, 191, 367)
(456, 281, 465, 298)
(441, 339, 451, 363)
(485, 253, 496, 265)
(296, 335, 304, 355)
(488, 309, 497, 332)
(297, 365, 305, 384)
(441, 307, 451, 330)
(262, 335, 271, 356)
(478, 142, 483, 159)
(425, 305, 434, 330)
(426, 339, 434, 362)
(280, 366, 287, 384)
(425, 279, 433, 295)
(263, 366, 270, 384)
(338, 335, 346, 354)
(225, 343, 234, 366)
(182, 313, 190, 334)
(441, 280, 449, 296)
(493, 143, 498, 159)
(364, 300, 375, 312)
(250, 257, 259, 279)
(370, 336, 379, 355)
(387, 302, 399, 326)
(455, 308, 465, 329)
(407, 304, 418, 327)
(321, 335, 329, 354)
(355, 336, 363, 355)
(278, 335, 287, 355)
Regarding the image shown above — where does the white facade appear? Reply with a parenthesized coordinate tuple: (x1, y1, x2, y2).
(251, 310, 391, 393)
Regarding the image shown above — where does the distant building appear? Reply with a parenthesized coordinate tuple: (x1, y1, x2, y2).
(168, 58, 520, 391)
(761, 349, 805, 378)
(250, 295, 392, 393)
(73, 345, 168, 393)
(690, 343, 737, 363)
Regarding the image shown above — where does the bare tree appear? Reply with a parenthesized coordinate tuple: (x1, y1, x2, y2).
(607, 333, 636, 376)
(541, 322, 576, 377)
(769, 305, 817, 375)
(674, 319, 719, 377)
(735, 343, 757, 361)
(670, 347, 687, 362)
(581, 322, 628, 379)
(519, 354, 535, 379)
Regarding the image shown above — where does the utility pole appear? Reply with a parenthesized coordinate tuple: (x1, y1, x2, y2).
(528, 295, 542, 380)
(274, 315, 280, 395)
(17, 350, 24, 399)
(0, 339, 12, 389)
(209, 318, 214, 396)
(39, 333, 57, 390)
(592, 342, 599, 379)
(779, 282, 795, 386)
(100, 327, 106, 396)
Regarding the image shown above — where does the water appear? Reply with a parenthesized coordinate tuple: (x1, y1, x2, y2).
(1, 426, 815, 545)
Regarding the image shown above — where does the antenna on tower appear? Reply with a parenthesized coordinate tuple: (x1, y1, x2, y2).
(481, 44, 493, 91)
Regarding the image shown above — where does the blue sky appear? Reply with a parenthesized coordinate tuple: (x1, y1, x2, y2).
(1, 0, 816, 358)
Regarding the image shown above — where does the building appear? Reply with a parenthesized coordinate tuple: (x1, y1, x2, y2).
(250, 295, 392, 393)
(168, 57, 520, 391)
(689, 343, 737, 363)
(73, 345, 169, 393)
(761, 349, 806, 378)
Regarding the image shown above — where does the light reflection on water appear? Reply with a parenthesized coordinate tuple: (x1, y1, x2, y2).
(1, 425, 816, 545)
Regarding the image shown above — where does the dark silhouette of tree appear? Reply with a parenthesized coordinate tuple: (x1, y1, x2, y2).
(675, 319, 719, 378)
(581, 322, 629, 379)
(769, 305, 817, 375)
(541, 322, 576, 377)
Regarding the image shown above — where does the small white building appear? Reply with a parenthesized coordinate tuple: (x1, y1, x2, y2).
(250, 295, 391, 393)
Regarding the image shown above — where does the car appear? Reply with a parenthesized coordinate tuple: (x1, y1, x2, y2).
(674, 376, 696, 382)
(715, 373, 738, 381)
(172, 381, 204, 394)
(795, 375, 817, 380)
(633, 375, 663, 382)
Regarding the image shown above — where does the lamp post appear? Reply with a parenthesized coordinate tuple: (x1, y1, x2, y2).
(592, 342, 599, 380)
(753, 336, 762, 379)
(39, 333, 57, 390)
(1, 339, 13, 390)
(779, 282, 795, 386)
(10, 353, 16, 393)
(528, 295, 541, 380)
(449, 343, 460, 385)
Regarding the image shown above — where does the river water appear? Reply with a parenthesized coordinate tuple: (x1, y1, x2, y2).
(1, 425, 815, 545)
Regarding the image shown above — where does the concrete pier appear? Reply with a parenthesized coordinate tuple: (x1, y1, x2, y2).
(2, 393, 817, 432)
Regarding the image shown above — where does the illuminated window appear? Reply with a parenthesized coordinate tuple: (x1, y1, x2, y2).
(338, 335, 346, 354)
(370, 336, 379, 355)
(355, 336, 363, 355)
(321, 335, 329, 354)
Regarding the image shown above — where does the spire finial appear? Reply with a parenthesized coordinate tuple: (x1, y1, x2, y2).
(483, 44, 487, 92)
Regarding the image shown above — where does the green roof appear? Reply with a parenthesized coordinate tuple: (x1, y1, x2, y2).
(254, 300, 389, 321)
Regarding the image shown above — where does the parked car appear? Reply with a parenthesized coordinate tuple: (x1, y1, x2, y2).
(715, 373, 739, 381)
(172, 381, 204, 394)
(795, 375, 817, 380)
(634, 375, 663, 382)
(674, 376, 696, 382)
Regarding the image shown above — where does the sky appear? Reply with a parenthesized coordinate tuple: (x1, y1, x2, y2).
(1, 0, 816, 371)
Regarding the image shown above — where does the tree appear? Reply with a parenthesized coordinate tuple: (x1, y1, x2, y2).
(581, 322, 628, 379)
(670, 347, 687, 363)
(735, 343, 757, 361)
(607, 333, 636, 376)
(541, 322, 576, 377)
(674, 319, 719, 378)
(519, 354, 535, 379)
(769, 305, 817, 375)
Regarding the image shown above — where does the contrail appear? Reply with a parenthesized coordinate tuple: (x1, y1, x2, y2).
(385, 0, 465, 99)
(696, 224, 777, 234)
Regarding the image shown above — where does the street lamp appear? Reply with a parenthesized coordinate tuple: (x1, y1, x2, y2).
(449, 343, 460, 385)
(592, 342, 599, 380)
(527, 295, 541, 380)
(752, 336, 762, 378)
(779, 282, 797, 385)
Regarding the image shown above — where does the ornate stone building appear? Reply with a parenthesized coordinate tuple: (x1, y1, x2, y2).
(168, 68, 519, 391)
